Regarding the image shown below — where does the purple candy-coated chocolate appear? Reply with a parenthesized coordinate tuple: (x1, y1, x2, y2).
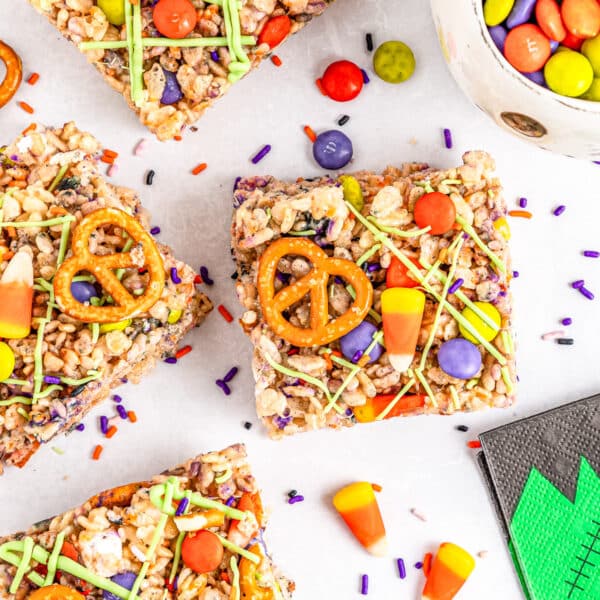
(71, 281, 98, 303)
(443, 128, 453, 149)
(488, 25, 507, 52)
(506, 0, 536, 28)
(583, 250, 600, 258)
(340, 321, 384, 364)
(313, 130, 353, 170)
(561, 318, 572, 326)
(175, 496, 189, 516)
(572, 280, 585, 289)
(437, 338, 482, 379)
(161, 69, 183, 105)
(522, 70, 546, 87)
(104, 572, 138, 600)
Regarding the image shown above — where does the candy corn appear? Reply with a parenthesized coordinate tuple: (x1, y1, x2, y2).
(422, 542, 475, 600)
(381, 288, 425, 373)
(332, 482, 387, 556)
(0, 251, 33, 339)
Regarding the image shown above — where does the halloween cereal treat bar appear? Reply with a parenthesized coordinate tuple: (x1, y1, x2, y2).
(0, 122, 212, 472)
(0, 443, 292, 599)
(232, 152, 516, 438)
(27, 0, 335, 140)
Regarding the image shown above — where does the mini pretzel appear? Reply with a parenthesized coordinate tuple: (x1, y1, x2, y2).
(54, 208, 165, 323)
(257, 238, 373, 347)
(28, 585, 84, 600)
(238, 545, 274, 600)
(0, 41, 22, 109)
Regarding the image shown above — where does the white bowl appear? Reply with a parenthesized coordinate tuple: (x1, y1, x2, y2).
(430, 0, 600, 160)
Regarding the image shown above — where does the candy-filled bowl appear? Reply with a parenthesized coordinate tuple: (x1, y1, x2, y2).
(430, 0, 600, 160)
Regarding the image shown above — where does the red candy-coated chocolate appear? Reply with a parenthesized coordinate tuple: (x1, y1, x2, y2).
(320, 60, 364, 102)
(504, 24, 551, 73)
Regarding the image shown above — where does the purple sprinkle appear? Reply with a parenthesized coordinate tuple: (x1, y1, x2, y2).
(276, 271, 290, 283)
(518, 197, 527, 208)
(366, 263, 380, 272)
(583, 250, 600, 258)
(170, 267, 182, 284)
(414, 561, 423, 569)
(594, 161, 600, 165)
(150, 226, 161, 235)
(10, 154, 18, 161)
(579, 286, 595, 300)
(397, 558, 406, 579)
(112, 394, 122, 403)
(361, 68, 370, 84)
(233, 176, 242, 192)
(226, 496, 236, 506)
(251, 144, 271, 164)
(288, 495, 305, 505)
(76, 423, 85, 432)
(334, 276, 344, 285)
(553, 205, 566, 216)
(44, 375, 61, 384)
(164, 357, 178, 364)
(216, 379, 231, 395)
(448, 278, 464, 294)
(199, 265, 214, 285)
(443, 128, 453, 149)
(210, 50, 219, 62)
(512, 270, 519, 278)
(498, 291, 507, 296)
(223, 367, 239, 383)
(175, 497, 189, 516)
(572, 280, 585, 289)
(100, 416, 108, 435)
(345, 407, 353, 416)
(561, 318, 572, 326)
(120, 378, 128, 384)
(462, 232, 469, 240)
(352, 350, 363, 363)
(360, 574, 369, 595)
(275, 415, 292, 429)
(116, 405, 128, 420)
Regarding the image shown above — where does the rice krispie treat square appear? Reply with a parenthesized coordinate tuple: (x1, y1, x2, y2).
(0, 443, 293, 599)
(0, 122, 212, 472)
(232, 152, 516, 438)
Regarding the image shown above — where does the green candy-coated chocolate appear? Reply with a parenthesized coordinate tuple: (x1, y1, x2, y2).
(484, 0, 515, 26)
(373, 41, 416, 84)
(581, 77, 600, 101)
(98, 0, 125, 26)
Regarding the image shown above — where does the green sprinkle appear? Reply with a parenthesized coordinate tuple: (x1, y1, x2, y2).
(356, 243, 381, 267)
(91, 322, 100, 344)
(501, 366, 514, 394)
(466, 378, 479, 390)
(57, 219, 73, 266)
(72, 275, 95, 282)
(502, 330, 514, 355)
(327, 352, 359, 371)
(1, 378, 29, 386)
(0, 215, 75, 229)
(456, 215, 507, 274)
(287, 229, 316, 237)
(375, 378, 416, 421)
(48, 164, 70, 193)
(230, 556, 241, 600)
(449, 385, 461, 410)
(168, 490, 191, 584)
(215, 534, 261, 564)
(0, 396, 34, 407)
(214, 467, 232, 484)
(414, 369, 437, 408)
(33, 385, 63, 399)
(367, 216, 431, 238)
(59, 371, 101, 386)
(131, 0, 144, 107)
(415, 180, 434, 193)
(51, 446, 64, 455)
(345, 285, 382, 323)
(80, 36, 256, 50)
(16, 408, 29, 421)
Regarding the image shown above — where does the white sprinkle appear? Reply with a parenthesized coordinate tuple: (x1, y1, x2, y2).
(107, 163, 118, 177)
(134, 138, 148, 156)
(541, 330, 565, 341)
(477, 550, 489, 559)
(410, 508, 427, 522)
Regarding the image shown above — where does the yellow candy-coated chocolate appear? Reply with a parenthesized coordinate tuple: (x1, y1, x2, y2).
(0, 342, 15, 381)
(98, 319, 132, 334)
(582, 34, 600, 77)
(581, 77, 600, 100)
(167, 309, 183, 324)
(436, 542, 476, 580)
(544, 51, 594, 97)
(493, 217, 511, 241)
(459, 302, 501, 344)
(484, 0, 515, 26)
(98, 0, 125, 25)
(340, 175, 364, 211)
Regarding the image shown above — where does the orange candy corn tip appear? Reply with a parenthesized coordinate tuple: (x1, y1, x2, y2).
(381, 288, 425, 373)
(422, 542, 475, 600)
(332, 482, 387, 556)
(0, 251, 34, 339)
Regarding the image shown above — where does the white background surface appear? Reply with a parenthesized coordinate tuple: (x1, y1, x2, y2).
(1, 0, 600, 598)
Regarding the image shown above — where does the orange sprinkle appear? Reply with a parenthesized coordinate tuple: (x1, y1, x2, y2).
(303, 125, 317, 143)
(100, 155, 115, 164)
(192, 162, 208, 175)
(174, 135, 183, 141)
(92, 445, 103, 460)
(218, 304, 233, 323)
(467, 440, 481, 449)
(5, 226, 16, 238)
(315, 78, 327, 96)
(105, 426, 118, 439)
(508, 210, 532, 219)
(323, 353, 333, 371)
(331, 350, 343, 358)
(21, 123, 36, 136)
(422, 552, 433, 577)
(27, 73, 40, 85)
(127, 410, 137, 423)
(102, 149, 118, 159)
(175, 344, 192, 359)
(271, 54, 282, 67)
(18, 101, 34, 114)
(371, 483, 383, 492)
(8, 180, 26, 189)
(49, 206, 68, 216)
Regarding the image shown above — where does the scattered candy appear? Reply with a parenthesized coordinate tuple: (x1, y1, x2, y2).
(288, 495, 304, 505)
(218, 304, 234, 322)
(199, 265, 214, 285)
(100, 415, 109, 435)
(518, 197, 528, 208)
(146, 170, 155, 185)
(243, 421, 252, 430)
(70, 280, 98, 303)
(333, 482, 387, 556)
(192, 162, 207, 175)
(303, 125, 317, 142)
(373, 40, 416, 83)
(583, 250, 600, 257)
(411, 507, 428, 521)
(456, 424, 469, 432)
(116, 405, 128, 420)
(258, 15, 291, 49)
(175, 345, 192, 359)
(421, 542, 475, 600)
(381, 288, 425, 373)
(251, 144, 271, 164)
(578, 285, 594, 300)
(26, 72, 40, 85)
(561, 317, 572, 325)
(572, 279, 585, 289)
(366, 33, 374, 52)
(150, 226, 161, 235)
(467, 440, 482, 448)
(0, 251, 33, 339)
(127, 410, 137, 423)
(339, 321, 384, 364)
(76, 423, 85, 431)
(0, 342, 15, 381)
(153, 0, 197, 38)
(313, 129, 353, 170)
(443, 128, 453, 149)
(216, 380, 231, 395)
(397, 557, 407, 579)
(437, 338, 483, 379)
(360, 574, 369, 595)
(508, 210, 532, 218)
(270, 54, 282, 67)
(105, 425, 118, 439)
(458, 301, 501, 344)
(92, 444, 104, 460)
(18, 101, 34, 114)
(107, 163, 118, 177)
(338, 114, 350, 126)
(134, 138, 148, 156)
(414, 192, 456, 235)
(223, 366, 238, 383)
(320, 60, 364, 101)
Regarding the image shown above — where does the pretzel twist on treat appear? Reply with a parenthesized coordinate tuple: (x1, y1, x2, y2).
(54, 208, 165, 323)
(0, 41, 22, 108)
(239, 545, 275, 600)
(28, 585, 85, 600)
(257, 238, 373, 347)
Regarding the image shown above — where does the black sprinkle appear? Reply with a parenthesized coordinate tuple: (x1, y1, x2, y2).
(288, 489, 298, 498)
(145, 169, 155, 185)
(338, 115, 350, 126)
(366, 33, 373, 52)
(71, 384, 87, 397)
(231, 272, 239, 280)
(456, 425, 469, 432)
(243, 421, 252, 430)
(556, 338, 574, 345)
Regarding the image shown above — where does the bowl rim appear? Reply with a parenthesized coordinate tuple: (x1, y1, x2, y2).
(472, 0, 600, 113)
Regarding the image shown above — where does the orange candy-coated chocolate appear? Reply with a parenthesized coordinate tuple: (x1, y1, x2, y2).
(0, 41, 22, 109)
(504, 24, 552, 73)
(257, 238, 373, 347)
(28, 585, 85, 600)
(0, 251, 33, 339)
(54, 208, 165, 323)
(561, 0, 600, 39)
